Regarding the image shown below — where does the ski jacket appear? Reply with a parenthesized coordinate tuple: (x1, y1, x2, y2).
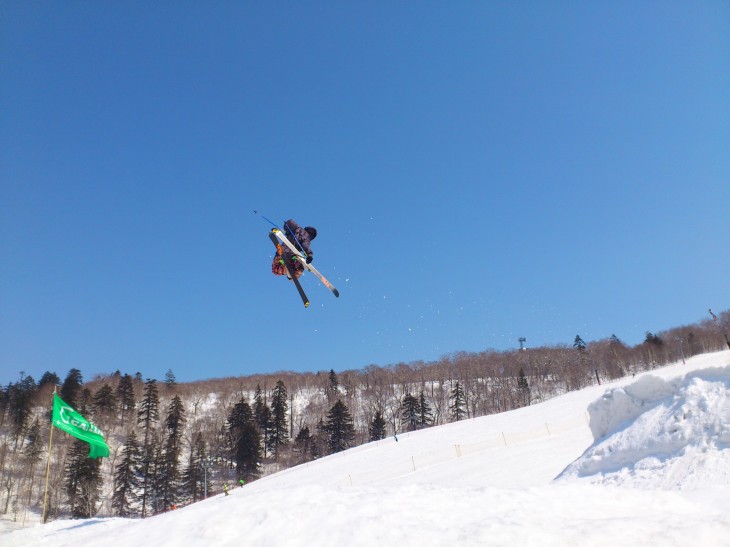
(283, 219, 313, 260)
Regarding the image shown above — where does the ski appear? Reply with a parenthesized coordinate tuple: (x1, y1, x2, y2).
(269, 232, 309, 307)
(292, 255, 340, 298)
(272, 228, 340, 298)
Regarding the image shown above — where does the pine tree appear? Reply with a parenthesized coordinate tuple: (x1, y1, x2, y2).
(116, 374, 136, 426)
(259, 405, 273, 458)
(65, 439, 102, 518)
(78, 387, 92, 413)
(517, 368, 529, 388)
(38, 371, 60, 389)
(401, 393, 419, 432)
(60, 368, 84, 410)
(22, 417, 44, 465)
(7, 374, 37, 443)
(21, 418, 44, 506)
(165, 396, 185, 439)
(517, 368, 530, 406)
(368, 411, 387, 441)
(324, 400, 355, 454)
(92, 384, 116, 417)
(148, 433, 166, 515)
(164, 369, 177, 390)
(137, 378, 160, 518)
(228, 397, 253, 432)
(450, 381, 466, 422)
(182, 432, 207, 503)
(227, 395, 252, 462)
(313, 418, 328, 458)
(235, 422, 262, 480)
(138, 379, 160, 443)
(293, 426, 315, 463)
(158, 395, 185, 511)
(327, 369, 339, 401)
(573, 335, 586, 351)
(0, 383, 9, 428)
(270, 380, 289, 458)
(227, 398, 261, 480)
(418, 391, 433, 428)
(253, 384, 268, 431)
(112, 431, 142, 517)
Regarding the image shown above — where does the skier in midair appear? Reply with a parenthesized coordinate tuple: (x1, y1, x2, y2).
(271, 219, 317, 279)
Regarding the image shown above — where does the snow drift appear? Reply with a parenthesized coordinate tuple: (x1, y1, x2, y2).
(557, 367, 730, 489)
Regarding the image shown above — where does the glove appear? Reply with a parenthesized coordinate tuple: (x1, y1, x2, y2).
(306, 254, 313, 264)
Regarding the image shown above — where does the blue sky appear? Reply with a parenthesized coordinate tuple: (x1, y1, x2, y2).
(2, 2, 728, 384)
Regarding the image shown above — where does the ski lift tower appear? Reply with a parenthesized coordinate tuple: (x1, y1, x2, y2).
(518, 337, 527, 351)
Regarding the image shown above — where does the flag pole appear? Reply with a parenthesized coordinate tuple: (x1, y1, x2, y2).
(42, 388, 56, 524)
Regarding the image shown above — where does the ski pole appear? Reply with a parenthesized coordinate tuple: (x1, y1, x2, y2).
(255, 210, 307, 257)
(253, 210, 280, 229)
(283, 222, 307, 255)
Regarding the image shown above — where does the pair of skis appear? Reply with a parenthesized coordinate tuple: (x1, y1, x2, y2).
(269, 228, 339, 307)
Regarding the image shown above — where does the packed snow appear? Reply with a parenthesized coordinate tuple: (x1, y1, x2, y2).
(4, 351, 730, 546)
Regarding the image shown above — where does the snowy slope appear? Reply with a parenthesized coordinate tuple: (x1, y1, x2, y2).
(4, 351, 730, 546)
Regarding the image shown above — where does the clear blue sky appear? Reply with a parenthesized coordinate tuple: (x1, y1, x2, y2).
(2, 2, 728, 384)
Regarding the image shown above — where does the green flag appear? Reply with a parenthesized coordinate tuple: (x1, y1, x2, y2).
(52, 394, 110, 458)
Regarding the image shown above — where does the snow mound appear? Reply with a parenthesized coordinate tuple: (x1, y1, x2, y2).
(557, 367, 730, 490)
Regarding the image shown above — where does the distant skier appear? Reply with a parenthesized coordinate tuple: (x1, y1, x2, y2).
(239, 478, 245, 488)
(271, 219, 317, 279)
(223, 483, 229, 496)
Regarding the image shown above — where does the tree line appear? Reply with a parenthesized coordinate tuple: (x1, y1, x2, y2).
(0, 309, 728, 522)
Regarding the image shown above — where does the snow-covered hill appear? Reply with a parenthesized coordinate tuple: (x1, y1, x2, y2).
(5, 351, 730, 546)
